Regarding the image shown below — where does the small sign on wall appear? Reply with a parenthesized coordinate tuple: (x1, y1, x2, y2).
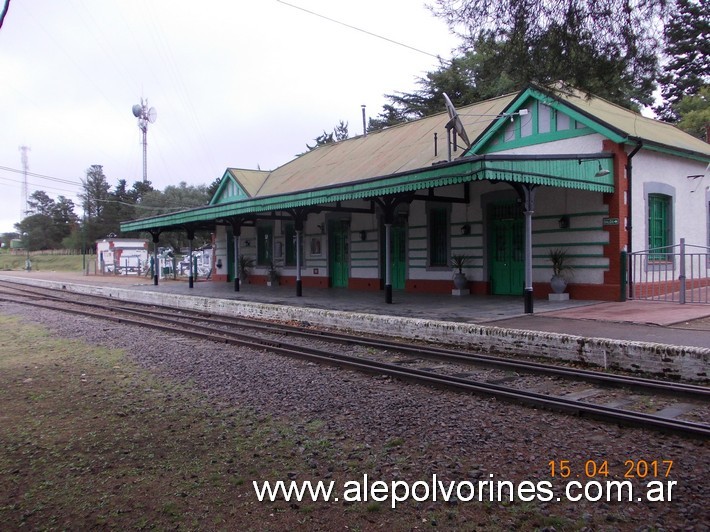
(603, 217, 620, 226)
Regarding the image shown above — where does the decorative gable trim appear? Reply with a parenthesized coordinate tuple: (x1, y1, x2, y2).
(470, 86, 626, 155)
(209, 170, 250, 205)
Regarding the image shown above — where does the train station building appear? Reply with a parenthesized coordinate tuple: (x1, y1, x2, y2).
(120, 83, 710, 311)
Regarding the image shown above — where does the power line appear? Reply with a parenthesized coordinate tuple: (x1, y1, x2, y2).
(0, 175, 82, 196)
(96, 198, 194, 212)
(0, 165, 83, 186)
(276, 0, 449, 64)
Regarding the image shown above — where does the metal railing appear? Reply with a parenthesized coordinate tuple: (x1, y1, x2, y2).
(628, 238, 710, 304)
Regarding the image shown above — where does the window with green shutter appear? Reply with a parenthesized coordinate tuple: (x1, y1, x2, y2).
(257, 225, 273, 266)
(284, 223, 301, 267)
(428, 207, 449, 267)
(648, 194, 672, 260)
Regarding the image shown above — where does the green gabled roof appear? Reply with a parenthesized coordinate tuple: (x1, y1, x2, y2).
(120, 154, 613, 233)
(209, 168, 269, 205)
(472, 84, 710, 162)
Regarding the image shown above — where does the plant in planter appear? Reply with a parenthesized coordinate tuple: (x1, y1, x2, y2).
(548, 248, 574, 294)
(238, 255, 254, 282)
(267, 261, 281, 287)
(450, 254, 471, 290)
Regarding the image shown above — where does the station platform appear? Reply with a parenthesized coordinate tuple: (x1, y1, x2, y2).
(1, 270, 709, 352)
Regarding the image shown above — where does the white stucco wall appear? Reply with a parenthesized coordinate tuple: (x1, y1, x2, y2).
(497, 133, 607, 156)
(631, 152, 709, 252)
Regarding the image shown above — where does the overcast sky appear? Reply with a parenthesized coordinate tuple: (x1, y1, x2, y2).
(0, 0, 458, 234)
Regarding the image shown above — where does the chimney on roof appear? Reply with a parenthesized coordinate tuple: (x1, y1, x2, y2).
(361, 105, 367, 137)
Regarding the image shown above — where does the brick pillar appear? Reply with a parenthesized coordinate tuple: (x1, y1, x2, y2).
(602, 140, 629, 290)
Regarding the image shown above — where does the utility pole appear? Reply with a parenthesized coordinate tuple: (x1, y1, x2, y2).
(19, 145, 30, 218)
(131, 100, 157, 183)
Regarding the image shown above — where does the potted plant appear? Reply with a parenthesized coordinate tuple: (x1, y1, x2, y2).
(266, 261, 281, 287)
(548, 248, 574, 294)
(238, 255, 254, 282)
(450, 254, 471, 290)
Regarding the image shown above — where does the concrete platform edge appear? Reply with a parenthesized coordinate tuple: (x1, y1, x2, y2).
(2, 275, 708, 381)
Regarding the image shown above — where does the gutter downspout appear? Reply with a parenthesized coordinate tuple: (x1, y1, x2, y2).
(625, 140, 643, 298)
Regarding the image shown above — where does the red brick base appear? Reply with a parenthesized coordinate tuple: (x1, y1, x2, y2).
(210, 275, 621, 301)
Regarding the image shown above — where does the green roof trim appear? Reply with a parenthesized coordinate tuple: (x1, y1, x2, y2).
(632, 140, 710, 163)
(472, 85, 710, 163)
(209, 170, 251, 205)
(209, 168, 271, 205)
(471, 87, 626, 155)
(120, 155, 614, 233)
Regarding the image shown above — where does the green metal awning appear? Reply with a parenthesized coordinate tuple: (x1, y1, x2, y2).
(120, 155, 614, 233)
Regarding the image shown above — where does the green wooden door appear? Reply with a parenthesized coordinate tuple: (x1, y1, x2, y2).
(489, 204, 524, 295)
(391, 225, 406, 290)
(379, 224, 407, 290)
(329, 220, 349, 287)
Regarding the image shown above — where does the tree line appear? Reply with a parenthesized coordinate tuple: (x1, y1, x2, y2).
(2, 165, 219, 253)
(310, 0, 708, 144)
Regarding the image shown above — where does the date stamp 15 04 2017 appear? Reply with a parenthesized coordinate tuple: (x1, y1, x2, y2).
(548, 459, 673, 479)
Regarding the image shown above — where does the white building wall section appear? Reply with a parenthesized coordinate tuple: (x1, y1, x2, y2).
(213, 225, 229, 278)
(531, 188, 609, 285)
(632, 151, 709, 252)
(498, 133, 607, 156)
(350, 209, 380, 279)
(407, 200, 428, 280)
(493, 133, 616, 287)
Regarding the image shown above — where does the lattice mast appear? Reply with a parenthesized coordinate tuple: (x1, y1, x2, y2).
(131, 99, 157, 183)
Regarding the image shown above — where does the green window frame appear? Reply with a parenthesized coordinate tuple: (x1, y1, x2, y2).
(284, 223, 302, 267)
(648, 194, 672, 261)
(428, 207, 449, 267)
(257, 225, 273, 266)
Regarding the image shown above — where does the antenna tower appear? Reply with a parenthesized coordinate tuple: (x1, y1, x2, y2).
(19, 145, 30, 218)
(442, 93, 471, 162)
(131, 99, 157, 183)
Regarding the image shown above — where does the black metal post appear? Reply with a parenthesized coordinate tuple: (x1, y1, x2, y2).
(296, 228, 303, 297)
(152, 233, 159, 286)
(234, 233, 240, 292)
(186, 227, 195, 289)
(518, 185, 537, 314)
(620, 250, 627, 302)
(385, 222, 392, 304)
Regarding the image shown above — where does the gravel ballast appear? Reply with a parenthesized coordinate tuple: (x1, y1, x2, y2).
(2, 301, 708, 530)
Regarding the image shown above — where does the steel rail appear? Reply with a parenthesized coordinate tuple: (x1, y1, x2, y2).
(1, 281, 708, 398)
(128, 305, 710, 398)
(0, 293, 708, 438)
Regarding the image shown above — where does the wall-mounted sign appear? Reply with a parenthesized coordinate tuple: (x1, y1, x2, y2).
(603, 217, 620, 226)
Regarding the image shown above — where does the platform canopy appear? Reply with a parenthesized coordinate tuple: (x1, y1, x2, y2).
(121, 154, 614, 232)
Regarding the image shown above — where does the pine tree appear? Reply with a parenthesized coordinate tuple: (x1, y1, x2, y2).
(426, 0, 672, 107)
(656, 0, 710, 122)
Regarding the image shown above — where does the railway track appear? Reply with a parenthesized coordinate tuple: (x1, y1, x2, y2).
(1, 280, 708, 438)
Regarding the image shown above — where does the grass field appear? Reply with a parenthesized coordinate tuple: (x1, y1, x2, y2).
(0, 315, 342, 530)
(0, 252, 86, 272)
(0, 314, 592, 531)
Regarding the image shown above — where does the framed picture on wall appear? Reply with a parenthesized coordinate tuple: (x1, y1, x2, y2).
(310, 237, 322, 256)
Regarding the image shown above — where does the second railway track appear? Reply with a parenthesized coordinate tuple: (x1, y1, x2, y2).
(1, 280, 708, 438)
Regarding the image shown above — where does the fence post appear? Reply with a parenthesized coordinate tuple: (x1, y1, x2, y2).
(679, 238, 686, 304)
(620, 250, 627, 302)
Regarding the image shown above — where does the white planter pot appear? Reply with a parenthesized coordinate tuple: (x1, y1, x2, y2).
(453, 272, 468, 290)
(550, 275, 567, 294)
